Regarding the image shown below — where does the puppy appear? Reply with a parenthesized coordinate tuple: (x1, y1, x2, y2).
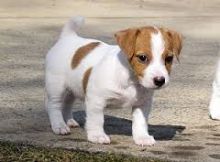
(209, 57, 220, 120)
(45, 17, 182, 146)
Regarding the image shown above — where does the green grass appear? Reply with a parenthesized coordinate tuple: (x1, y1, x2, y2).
(0, 140, 166, 162)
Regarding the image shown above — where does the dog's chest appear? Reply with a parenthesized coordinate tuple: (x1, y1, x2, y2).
(106, 84, 149, 108)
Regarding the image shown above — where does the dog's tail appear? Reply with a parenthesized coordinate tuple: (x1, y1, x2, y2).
(60, 16, 85, 38)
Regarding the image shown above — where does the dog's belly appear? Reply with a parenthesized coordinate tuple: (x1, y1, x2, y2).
(107, 98, 132, 108)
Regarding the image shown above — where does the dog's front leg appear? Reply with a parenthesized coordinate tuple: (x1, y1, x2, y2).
(132, 96, 155, 146)
(85, 96, 110, 144)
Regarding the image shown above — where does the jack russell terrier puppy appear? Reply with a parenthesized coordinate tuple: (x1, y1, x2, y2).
(209, 56, 220, 120)
(45, 17, 182, 146)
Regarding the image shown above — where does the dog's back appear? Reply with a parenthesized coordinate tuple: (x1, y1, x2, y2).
(45, 17, 119, 98)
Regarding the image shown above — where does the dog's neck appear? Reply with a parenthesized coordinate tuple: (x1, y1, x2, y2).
(115, 50, 154, 101)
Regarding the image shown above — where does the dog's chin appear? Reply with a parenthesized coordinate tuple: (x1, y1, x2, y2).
(140, 84, 157, 90)
(139, 82, 154, 90)
(140, 83, 168, 90)
(147, 86, 163, 90)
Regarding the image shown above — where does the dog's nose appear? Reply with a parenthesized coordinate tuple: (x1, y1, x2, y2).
(153, 76, 165, 87)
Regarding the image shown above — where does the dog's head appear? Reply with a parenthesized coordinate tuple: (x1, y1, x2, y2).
(115, 26, 182, 89)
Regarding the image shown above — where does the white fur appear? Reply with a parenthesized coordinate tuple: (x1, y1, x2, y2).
(141, 31, 169, 88)
(209, 58, 220, 120)
(60, 16, 85, 38)
(45, 17, 170, 145)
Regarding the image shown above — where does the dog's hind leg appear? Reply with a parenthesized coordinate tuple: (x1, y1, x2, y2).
(45, 74, 71, 135)
(62, 91, 79, 128)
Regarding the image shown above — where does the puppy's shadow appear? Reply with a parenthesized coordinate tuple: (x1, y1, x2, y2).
(73, 111, 185, 140)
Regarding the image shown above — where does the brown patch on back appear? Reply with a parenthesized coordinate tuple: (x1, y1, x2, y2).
(82, 67, 92, 94)
(71, 42, 100, 69)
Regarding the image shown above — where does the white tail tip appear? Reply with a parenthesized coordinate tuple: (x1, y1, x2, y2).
(60, 16, 85, 38)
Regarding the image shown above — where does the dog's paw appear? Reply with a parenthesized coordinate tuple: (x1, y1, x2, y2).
(209, 113, 220, 120)
(209, 95, 220, 120)
(133, 135, 156, 146)
(209, 106, 220, 120)
(67, 119, 80, 128)
(87, 132, 110, 144)
(52, 123, 71, 135)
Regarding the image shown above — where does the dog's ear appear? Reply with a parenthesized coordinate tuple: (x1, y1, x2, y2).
(161, 28, 183, 61)
(167, 30, 182, 61)
(114, 28, 139, 59)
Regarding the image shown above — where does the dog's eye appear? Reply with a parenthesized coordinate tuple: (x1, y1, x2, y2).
(165, 56, 173, 64)
(137, 55, 147, 63)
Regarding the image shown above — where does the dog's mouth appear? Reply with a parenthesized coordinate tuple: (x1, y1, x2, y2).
(146, 86, 163, 90)
(153, 86, 164, 90)
(151, 86, 161, 90)
(143, 83, 168, 90)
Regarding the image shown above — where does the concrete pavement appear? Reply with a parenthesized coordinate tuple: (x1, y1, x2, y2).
(0, 0, 220, 161)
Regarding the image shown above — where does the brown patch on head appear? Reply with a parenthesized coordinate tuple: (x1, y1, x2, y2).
(115, 28, 139, 59)
(160, 28, 183, 74)
(115, 27, 157, 78)
(71, 42, 100, 69)
(82, 67, 92, 94)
